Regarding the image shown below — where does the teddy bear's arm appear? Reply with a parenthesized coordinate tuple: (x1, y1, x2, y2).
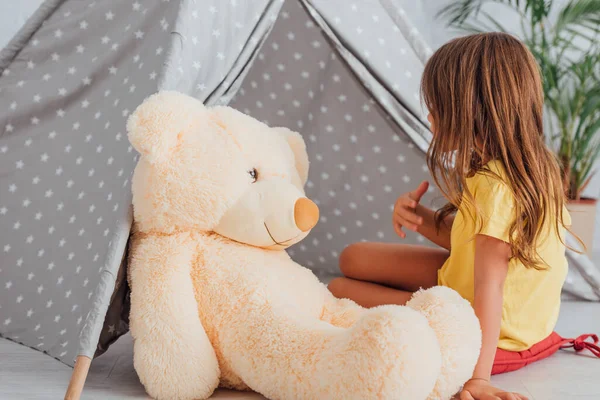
(129, 234, 220, 400)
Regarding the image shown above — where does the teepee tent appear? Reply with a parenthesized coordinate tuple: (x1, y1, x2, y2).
(0, 0, 598, 398)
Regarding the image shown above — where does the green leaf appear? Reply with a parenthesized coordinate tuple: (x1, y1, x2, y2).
(448, 21, 490, 34)
(480, 10, 509, 32)
(556, 0, 600, 43)
(529, 0, 551, 24)
(555, 0, 600, 31)
(575, 90, 600, 139)
(571, 118, 600, 181)
(436, 0, 484, 25)
(565, 27, 600, 43)
(555, 35, 588, 53)
(577, 141, 600, 186)
(436, 0, 523, 27)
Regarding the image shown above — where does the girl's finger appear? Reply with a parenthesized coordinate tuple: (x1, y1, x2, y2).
(393, 222, 406, 239)
(395, 209, 423, 227)
(400, 196, 418, 209)
(515, 394, 528, 400)
(394, 216, 418, 232)
(481, 396, 502, 400)
(459, 390, 475, 400)
(410, 180, 430, 202)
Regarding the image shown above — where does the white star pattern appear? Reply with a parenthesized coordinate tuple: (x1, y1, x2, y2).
(0, 0, 186, 363)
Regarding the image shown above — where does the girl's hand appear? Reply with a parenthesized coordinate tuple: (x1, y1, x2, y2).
(393, 181, 429, 238)
(459, 379, 528, 400)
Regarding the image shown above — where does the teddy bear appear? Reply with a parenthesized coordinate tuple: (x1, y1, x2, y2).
(126, 91, 481, 400)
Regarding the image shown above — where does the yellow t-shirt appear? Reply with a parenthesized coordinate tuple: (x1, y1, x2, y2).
(438, 160, 571, 351)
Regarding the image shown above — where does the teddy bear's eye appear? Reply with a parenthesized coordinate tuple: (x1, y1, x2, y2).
(248, 168, 258, 183)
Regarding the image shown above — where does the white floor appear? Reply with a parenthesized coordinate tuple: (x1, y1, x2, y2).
(1, 302, 599, 400)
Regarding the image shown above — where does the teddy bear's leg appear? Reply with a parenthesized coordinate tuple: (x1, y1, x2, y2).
(320, 292, 365, 328)
(407, 286, 482, 400)
(129, 236, 220, 400)
(221, 300, 442, 400)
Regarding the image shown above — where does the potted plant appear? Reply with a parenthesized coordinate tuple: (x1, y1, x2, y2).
(437, 0, 600, 254)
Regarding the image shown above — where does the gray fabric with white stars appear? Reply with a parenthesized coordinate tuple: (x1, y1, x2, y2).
(0, 0, 278, 365)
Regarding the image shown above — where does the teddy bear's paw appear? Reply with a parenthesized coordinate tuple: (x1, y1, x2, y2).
(407, 286, 482, 400)
(332, 305, 442, 400)
(133, 339, 219, 400)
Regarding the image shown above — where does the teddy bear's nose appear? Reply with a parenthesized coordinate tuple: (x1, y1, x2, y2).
(294, 198, 319, 232)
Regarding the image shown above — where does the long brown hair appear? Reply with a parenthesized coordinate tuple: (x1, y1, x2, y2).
(421, 32, 572, 269)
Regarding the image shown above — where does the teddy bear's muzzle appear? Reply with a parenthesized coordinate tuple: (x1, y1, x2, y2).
(294, 198, 319, 232)
(213, 180, 318, 249)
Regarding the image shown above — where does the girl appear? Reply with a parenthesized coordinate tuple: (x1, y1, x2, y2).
(329, 32, 572, 400)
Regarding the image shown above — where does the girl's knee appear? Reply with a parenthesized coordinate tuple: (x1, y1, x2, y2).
(339, 243, 366, 277)
(327, 277, 348, 298)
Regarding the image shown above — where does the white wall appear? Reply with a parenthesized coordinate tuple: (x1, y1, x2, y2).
(0, 1, 45, 50)
(398, 0, 600, 250)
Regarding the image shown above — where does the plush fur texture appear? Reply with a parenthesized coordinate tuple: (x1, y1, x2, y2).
(127, 91, 481, 400)
(407, 287, 482, 399)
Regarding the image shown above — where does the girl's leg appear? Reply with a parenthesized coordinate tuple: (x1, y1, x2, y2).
(328, 278, 415, 308)
(328, 242, 448, 307)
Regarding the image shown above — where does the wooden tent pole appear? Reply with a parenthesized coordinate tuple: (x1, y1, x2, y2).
(64, 355, 92, 400)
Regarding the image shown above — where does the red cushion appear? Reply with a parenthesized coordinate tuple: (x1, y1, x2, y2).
(492, 332, 600, 375)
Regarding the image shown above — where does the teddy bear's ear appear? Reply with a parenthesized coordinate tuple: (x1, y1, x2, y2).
(127, 90, 208, 164)
(274, 127, 309, 187)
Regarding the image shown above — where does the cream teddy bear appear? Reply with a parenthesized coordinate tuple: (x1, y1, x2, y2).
(126, 91, 481, 400)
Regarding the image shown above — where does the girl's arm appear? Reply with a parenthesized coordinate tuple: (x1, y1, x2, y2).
(393, 181, 453, 250)
(415, 204, 454, 251)
(460, 234, 528, 400)
(472, 234, 509, 379)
